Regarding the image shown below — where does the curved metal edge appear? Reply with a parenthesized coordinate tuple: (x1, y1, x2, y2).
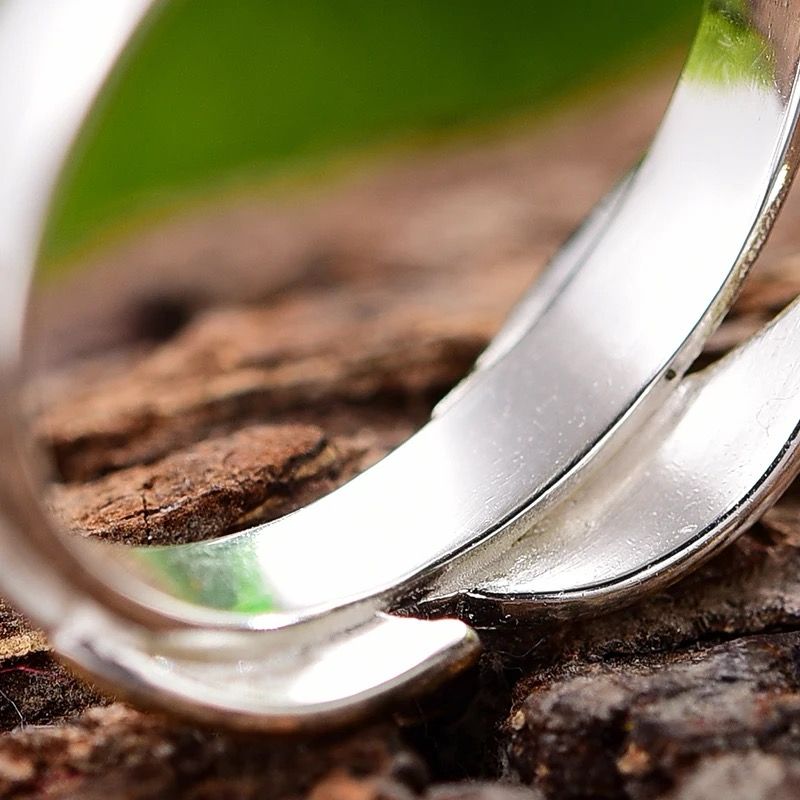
(424, 297, 800, 625)
(55, 613, 480, 734)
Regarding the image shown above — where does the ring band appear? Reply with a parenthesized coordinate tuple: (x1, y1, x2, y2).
(1, 0, 800, 730)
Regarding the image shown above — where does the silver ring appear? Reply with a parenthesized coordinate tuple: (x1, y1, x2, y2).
(2, 0, 800, 731)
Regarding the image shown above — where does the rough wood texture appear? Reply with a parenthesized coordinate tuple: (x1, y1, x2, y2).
(6, 71, 800, 798)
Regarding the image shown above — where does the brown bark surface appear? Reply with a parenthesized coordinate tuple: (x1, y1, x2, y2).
(5, 72, 800, 798)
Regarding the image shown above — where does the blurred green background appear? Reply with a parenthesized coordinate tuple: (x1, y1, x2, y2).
(43, 0, 700, 268)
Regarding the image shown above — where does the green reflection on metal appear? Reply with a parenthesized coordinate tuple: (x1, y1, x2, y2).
(135, 542, 276, 613)
(686, 0, 774, 86)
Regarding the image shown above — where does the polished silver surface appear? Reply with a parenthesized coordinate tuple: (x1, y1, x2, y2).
(423, 296, 800, 620)
(55, 611, 479, 731)
(1, 0, 800, 730)
(432, 171, 634, 418)
(0, 0, 154, 360)
(127, 0, 800, 620)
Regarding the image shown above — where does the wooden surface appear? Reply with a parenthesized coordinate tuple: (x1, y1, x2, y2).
(5, 72, 800, 798)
